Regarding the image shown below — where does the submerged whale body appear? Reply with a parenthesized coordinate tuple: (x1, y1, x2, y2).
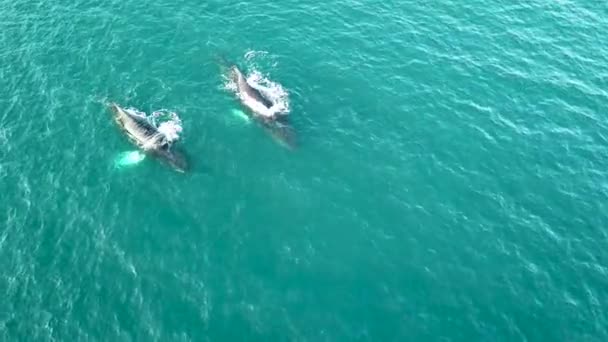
(110, 103, 188, 172)
(260, 118, 297, 150)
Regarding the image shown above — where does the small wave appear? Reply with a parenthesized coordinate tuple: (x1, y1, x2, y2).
(245, 50, 269, 61)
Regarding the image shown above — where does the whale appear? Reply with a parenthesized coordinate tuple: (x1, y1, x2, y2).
(227, 65, 297, 149)
(230, 66, 275, 115)
(110, 103, 188, 172)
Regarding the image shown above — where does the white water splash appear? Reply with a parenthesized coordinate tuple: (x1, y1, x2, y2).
(151, 109, 183, 143)
(246, 71, 290, 115)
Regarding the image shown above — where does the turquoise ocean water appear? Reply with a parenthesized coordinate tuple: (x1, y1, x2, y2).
(1, 0, 608, 340)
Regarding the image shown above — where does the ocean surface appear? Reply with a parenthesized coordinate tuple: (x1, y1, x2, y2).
(1, 0, 607, 340)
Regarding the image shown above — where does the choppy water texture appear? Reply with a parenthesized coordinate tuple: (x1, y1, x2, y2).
(1, 0, 608, 340)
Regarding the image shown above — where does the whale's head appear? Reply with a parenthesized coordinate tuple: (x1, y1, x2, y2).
(154, 145, 189, 173)
(229, 66, 244, 84)
(109, 103, 122, 120)
(109, 102, 120, 113)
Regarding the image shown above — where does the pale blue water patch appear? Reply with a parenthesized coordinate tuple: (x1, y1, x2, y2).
(229, 108, 252, 124)
(1, 0, 608, 341)
(114, 150, 146, 168)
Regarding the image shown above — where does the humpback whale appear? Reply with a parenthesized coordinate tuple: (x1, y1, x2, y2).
(227, 65, 296, 149)
(230, 66, 276, 116)
(110, 103, 188, 172)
